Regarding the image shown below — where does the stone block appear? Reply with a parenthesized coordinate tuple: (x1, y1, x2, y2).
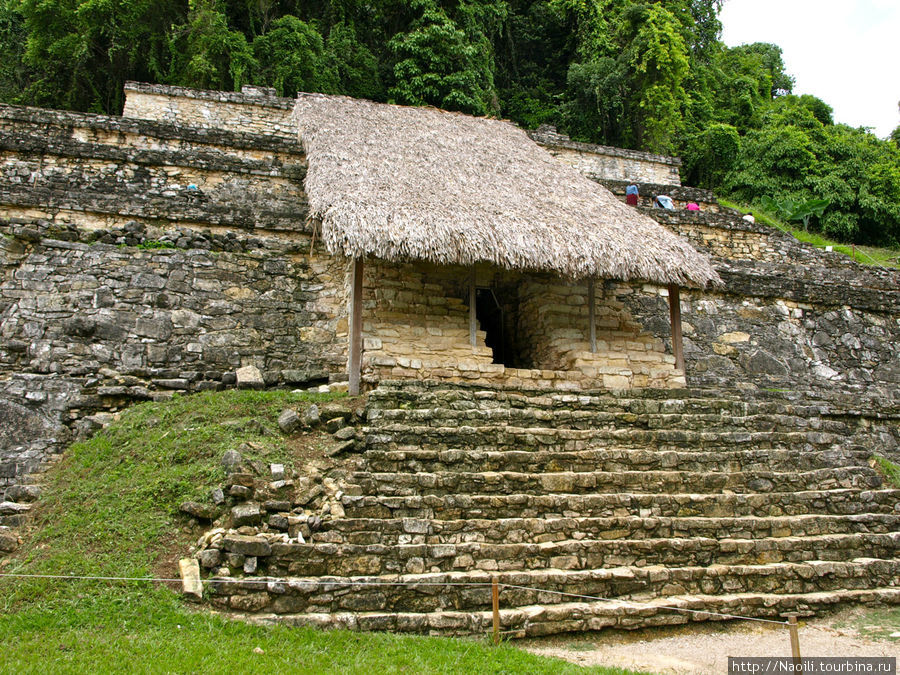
(198, 549, 221, 569)
(222, 534, 272, 557)
(180, 501, 218, 521)
(235, 365, 265, 389)
(230, 503, 263, 527)
(0, 529, 20, 553)
(278, 408, 301, 434)
(179, 558, 203, 600)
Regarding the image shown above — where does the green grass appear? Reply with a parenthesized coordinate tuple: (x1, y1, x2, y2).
(717, 198, 900, 269)
(834, 605, 900, 644)
(136, 240, 177, 250)
(0, 390, 637, 674)
(872, 455, 900, 489)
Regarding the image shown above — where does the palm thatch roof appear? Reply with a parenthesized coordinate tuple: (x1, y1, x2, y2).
(292, 94, 720, 288)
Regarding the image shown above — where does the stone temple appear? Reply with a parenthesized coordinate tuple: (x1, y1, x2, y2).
(1, 83, 899, 634)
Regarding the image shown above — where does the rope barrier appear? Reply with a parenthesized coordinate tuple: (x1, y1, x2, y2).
(0, 572, 789, 625)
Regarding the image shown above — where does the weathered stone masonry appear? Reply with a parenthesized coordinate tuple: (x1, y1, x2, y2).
(2, 83, 900, 500)
(0, 101, 348, 497)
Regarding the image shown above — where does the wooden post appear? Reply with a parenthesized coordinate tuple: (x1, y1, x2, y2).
(788, 615, 802, 669)
(588, 279, 597, 354)
(348, 258, 364, 396)
(491, 577, 500, 645)
(469, 266, 477, 350)
(667, 284, 685, 372)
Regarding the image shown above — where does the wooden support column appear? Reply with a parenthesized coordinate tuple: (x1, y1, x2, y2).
(469, 266, 477, 350)
(667, 284, 685, 372)
(348, 258, 364, 395)
(588, 279, 597, 353)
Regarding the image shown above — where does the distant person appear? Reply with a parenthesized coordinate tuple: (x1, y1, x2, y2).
(742, 213, 756, 224)
(654, 195, 675, 210)
(686, 202, 700, 211)
(625, 184, 639, 206)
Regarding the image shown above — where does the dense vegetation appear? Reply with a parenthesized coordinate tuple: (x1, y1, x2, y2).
(1, 0, 898, 247)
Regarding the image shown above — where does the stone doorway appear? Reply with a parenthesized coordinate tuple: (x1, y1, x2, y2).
(475, 285, 523, 368)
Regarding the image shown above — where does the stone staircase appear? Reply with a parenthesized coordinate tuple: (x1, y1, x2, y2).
(210, 381, 900, 636)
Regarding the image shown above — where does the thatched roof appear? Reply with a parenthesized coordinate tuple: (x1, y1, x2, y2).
(292, 94, 720, 288)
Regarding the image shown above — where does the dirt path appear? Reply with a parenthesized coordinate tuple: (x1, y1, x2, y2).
(522, 610, 899, 674)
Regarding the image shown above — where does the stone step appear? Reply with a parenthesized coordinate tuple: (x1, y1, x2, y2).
(209, 559, 900, 618)
(367, 381, 900, 419)
(363, 425, 858, 453)
(361, 447, 871, 475)
(249, 587, 900, 636)
(0, 500, 31, 527)
(261, 533, 900, 577)
(367, 387, 828, 417)
(349, 466, 882, 497)
(341, 489, 900, 521)
(366, 407, 840, 434)
(311, 514, 900, 547)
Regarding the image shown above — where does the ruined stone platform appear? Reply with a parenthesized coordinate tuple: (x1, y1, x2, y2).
(204, 381, 900, 636)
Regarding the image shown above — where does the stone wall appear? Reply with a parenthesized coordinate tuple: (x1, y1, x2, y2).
(0, 220, 350, 496)
(361, 261, 498, 384)
(518, 278, 683, 389)
(624, 280, 900, 396)
(0, 221, 348, 496)
(0, 103, 308, 233)
(122, 84, 685, 188)
(360, 261, 683, 390)
(528, 126, 682, 185)
(600, 180, 720, 212)
(122, 82, 296, 139)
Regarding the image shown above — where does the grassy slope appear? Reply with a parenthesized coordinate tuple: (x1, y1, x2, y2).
(0, 390, 640, 674)
(717, 198, 900, 269)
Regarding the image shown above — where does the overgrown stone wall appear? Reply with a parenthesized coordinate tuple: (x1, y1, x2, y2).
(0, 103, 308, 234)
(624, 281, 900, 396)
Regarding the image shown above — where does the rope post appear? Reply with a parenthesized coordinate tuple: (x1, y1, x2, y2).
(787, 615, 801, 667)
(667, 284, 685, 372)
(348, 258, 364, 396)
(587, 279, 597, 354)
(492, 577, 500, 646)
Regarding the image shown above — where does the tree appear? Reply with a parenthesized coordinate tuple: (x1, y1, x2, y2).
(681, 122, 740, 188)
(0, 0, 28, 104)
(251, 15, 331, 97)
(16, 0, 183, 112)
(620, 3, 690, 153)
(323, 22, 384, 101)
(387, 0, 493, 115)
(168, 0, 254, 93)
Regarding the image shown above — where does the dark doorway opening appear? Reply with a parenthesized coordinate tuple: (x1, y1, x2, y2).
(475, 286, 522, 368)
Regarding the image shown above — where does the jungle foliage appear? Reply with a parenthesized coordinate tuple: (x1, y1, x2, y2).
(0, 0, 898, 246)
